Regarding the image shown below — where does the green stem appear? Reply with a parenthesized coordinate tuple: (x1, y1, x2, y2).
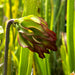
(67, 0, 74, 72)
(9, 0, 12, 18)
(45, 0, 51, 28)
(40, 0, 45, 18)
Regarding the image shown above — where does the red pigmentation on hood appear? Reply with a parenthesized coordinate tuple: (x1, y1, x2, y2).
(16, 15, 57, 58)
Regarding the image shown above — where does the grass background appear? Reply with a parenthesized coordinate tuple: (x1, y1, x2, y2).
(0, 0, 75, 75)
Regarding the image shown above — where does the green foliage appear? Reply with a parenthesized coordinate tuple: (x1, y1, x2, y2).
(0, 0, 75, 75)
(0, 26, 4, 40)
(60, 33, 70, 75)
(67, 0, 74, 72)
(0, 5, 3, 25)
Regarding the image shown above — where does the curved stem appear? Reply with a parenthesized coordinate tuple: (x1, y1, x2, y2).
(4, 19, 14, 75)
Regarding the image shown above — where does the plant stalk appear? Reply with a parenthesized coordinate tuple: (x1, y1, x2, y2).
(4, 19, 14, 75)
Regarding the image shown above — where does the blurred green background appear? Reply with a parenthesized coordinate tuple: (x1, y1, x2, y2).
(0, 0, 75, 75)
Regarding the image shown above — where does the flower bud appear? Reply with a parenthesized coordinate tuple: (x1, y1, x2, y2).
(15, 15, 57, 58)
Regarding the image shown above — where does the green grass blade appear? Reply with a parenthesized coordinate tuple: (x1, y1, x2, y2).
(33, 53, 51, 75)
(18, 47, 33, 75)
(40, 0, 45, 18)
(44, 54, 51, 75)
(45, 0, 51, 28)
(74, 10, 75, 72)
(60, 33, 70, 75)
(54, 1, 65, 27)
(60, 0, 66, 32)
(18, 48, 29, 75)
(0, 5, 3, 25)
(22, 0, 39, 16)
(7, 49, 11, 75)
(19, 0, 22, 8)
(26, 51, 33, 75)
(53, 0, 61, 32)
(67, 0, 74, 72)
(9, 0, 12, 18)
(56, 0, 66, 47)
(50, 0, 54, 30)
